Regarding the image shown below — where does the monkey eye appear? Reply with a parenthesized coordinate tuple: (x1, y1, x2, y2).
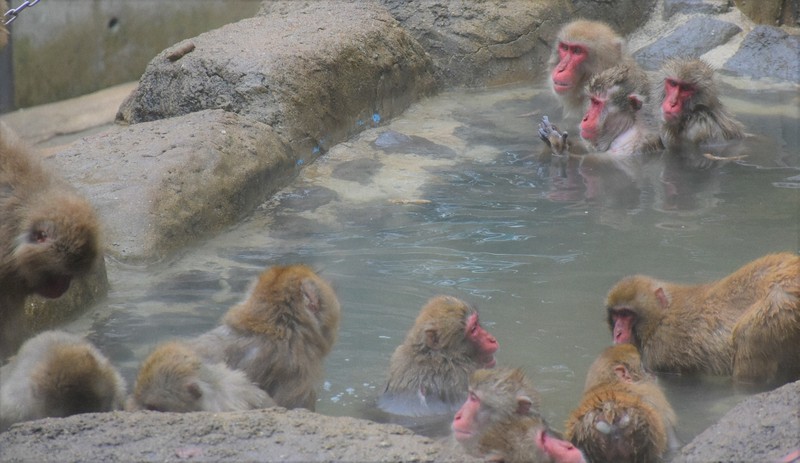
(590, 96, 602, 106)
(571, 45, 584, 55)
(468, 391, 479, 402)
(559, 42, 569, 52)
(29, 229, 48, 243)
(665, 79, 678, 88)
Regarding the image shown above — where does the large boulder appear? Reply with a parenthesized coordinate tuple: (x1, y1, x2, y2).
(117, 0, 436, 156)
(53, 110, 294, 262)
(723, 25, 800, 82)
(0, 407, 476, 463)
(674, 380, 800, 462)
(633, 17, 742, 70)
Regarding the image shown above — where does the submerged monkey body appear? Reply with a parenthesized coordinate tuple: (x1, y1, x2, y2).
(607, 252, 800, 383)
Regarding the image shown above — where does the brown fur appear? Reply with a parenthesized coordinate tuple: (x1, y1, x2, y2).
(549, 20, 626, 116)
(0, 331, 126, 431)
(583, 63, 657, 154)
(0, 131, 101, 357)
(130, 341, 274, 412)
(606, 252, 800, 385)
(191, 264, 340, 410)
(379, 295, 495, 416)
(565, 345, 677, 463)
(659, 58, 745, 148)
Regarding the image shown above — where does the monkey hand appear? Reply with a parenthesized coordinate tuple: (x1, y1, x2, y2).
(538, 116, 570, 156)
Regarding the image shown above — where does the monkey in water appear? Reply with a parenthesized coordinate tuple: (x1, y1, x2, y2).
(606, 252, 800, 386)
(0, 131, 101, 357)
(452, 367, 586, 463)
(191, 264, 341, 411)
(0, 330, 126, 431)
(565, 344, 679, 463)
(128, 341, 275, 413)
(658, 58, 746, 166)
(378, 295, 499, 417)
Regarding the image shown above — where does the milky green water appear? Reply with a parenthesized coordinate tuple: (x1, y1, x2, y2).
(69, 80, 799, 443)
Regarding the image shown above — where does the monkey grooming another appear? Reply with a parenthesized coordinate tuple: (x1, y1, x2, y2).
(378, 295, 499, 417)
(191, 264, 340, 411)
(607, 252, 800, 386)
(0, 330, 126, 431)
(128, 341, 274, 413)
(0, 132, 101, 358)
(565, 344, 679, 463)
(452, 367, 586, 463)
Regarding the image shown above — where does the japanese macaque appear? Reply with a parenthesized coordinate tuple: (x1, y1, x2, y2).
(659, 58, 745, 162)
(565, 345, 678, 463)
(453, 368, 586, 463)
(0, 132, 101, 357)
(190, 264, 340, 411)
(0, 331, 126, 431)
(541, 63, 656, 158)
(378, 295, 499, 417)
(549, 20, 626, 117)
(606, 252, 800, 386)
(128, 341, 274, 413)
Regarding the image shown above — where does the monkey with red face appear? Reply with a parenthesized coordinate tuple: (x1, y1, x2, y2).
(379, 296, 499, 417)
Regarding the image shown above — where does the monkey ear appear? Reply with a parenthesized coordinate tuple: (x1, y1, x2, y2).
(654, 287, 669, 309)
(424, 328, 440, 349)
(628, 93, 643, 111)
(614, 365, 633, 383)
(301, 279, 321, 314)
(187, 382, 203, 400)
(515, 395, 532, 415)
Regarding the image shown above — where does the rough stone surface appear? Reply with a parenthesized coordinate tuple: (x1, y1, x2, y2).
(118, 0, 437, 156)
(0, 408, 476, 463)
(52, 110, 294, 262)
(723, 25, 800, 81)
(633, 17, 742, 70)
(734, 0, 799, 26)
(674, 380, 800, 463)
(663, 0, 730, 20)
(376, 0, 657, 87)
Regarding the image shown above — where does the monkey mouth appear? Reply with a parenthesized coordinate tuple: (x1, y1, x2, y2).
(35, 275, 72, 299)
(552, 81, 572, 93)
(452, 428, 472, 442)
(662, 108, 681, 122)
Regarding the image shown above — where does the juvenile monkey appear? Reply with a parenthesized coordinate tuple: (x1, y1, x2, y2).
(549, 20, 627, 117)
(378, 295, 499, 417)
(606, 252, 800, 386)
(128, 341, 274, 413)
(0, 330, 126, 431)
(453, 368, 586, 463)
(565, 345, 678, 463)
(0, 132, 101, 357)
(191, 264, 340, 411)
(659, 58, 745, 164)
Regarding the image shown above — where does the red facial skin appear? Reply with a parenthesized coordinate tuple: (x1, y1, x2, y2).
(451, 390, 481, 442)
(610, 311, 634, 344)
(552, 41, 588, 94)
(466, 312, 498, 367)
(580, 95, 604, 142)
(536, 429, 587, 463)
(662, 78, 695, 121)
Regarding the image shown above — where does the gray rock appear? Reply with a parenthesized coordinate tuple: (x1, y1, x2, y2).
(118, 0, 437, 155)
(0, 408, 476, 463)
(662, 0, 730, 20)
(52, 110, 295, 263)
(674, 380, 800, 462)
(634, 17, 742, 70)
(723, 25, 800, 82)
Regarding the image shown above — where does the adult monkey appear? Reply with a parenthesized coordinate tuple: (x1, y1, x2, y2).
(549, 19, 627, 117)
(606, 252, 800, 386)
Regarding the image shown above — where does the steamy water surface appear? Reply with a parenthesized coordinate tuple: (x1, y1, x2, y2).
(67, 80, 799, 443)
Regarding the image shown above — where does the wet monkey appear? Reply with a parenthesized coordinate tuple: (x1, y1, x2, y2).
(606, 252, 800, 386)
(379, 296, 499, 417)
(191, 264, 340, 411)
(0, 132, 101, 357)
(452, 368, 586, 463)
(659, 58, 745, 163)
(0, 331, 126, 431)
(565, 345, 678, 463)
(128, 341, 274, 413)
(549, 20, 626, 117)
